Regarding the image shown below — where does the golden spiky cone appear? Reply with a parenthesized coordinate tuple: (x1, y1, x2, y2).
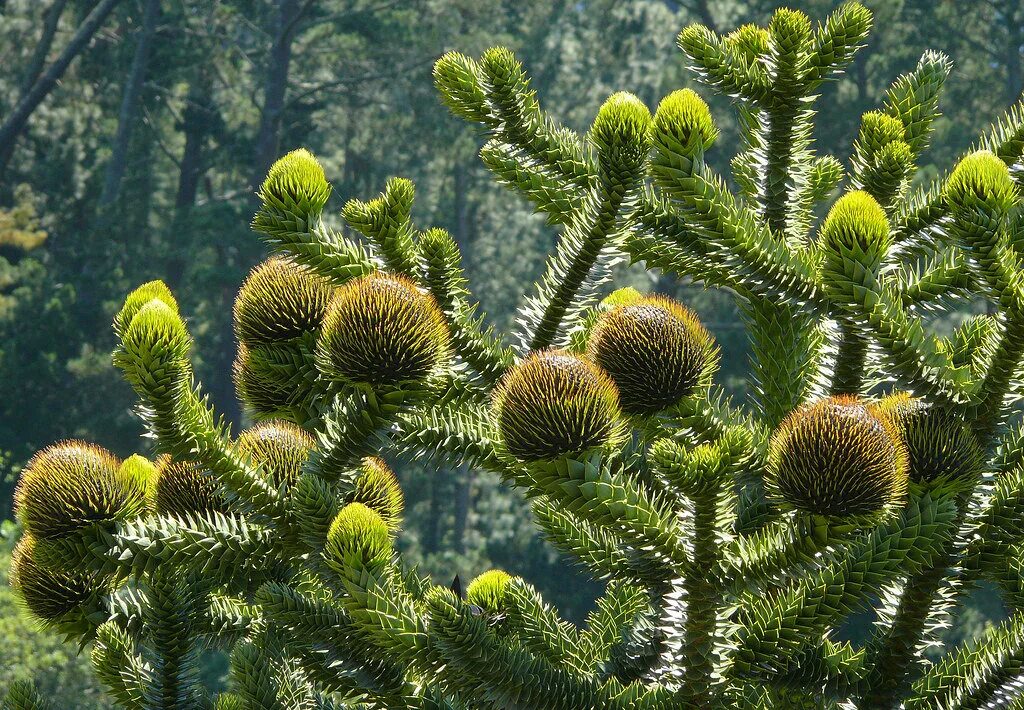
(232, 343, 304, 418)
(317, 272, 450, 387)
(587, 294, 719, 415)
(151, 456, 229, 517)
(14, 442, 148, 540)
(10, 536, 98, 622)
(351, 457, 403, 531)
(493, 350, 623, 461)
(233, 256, 334, 347)
(871, 394, 984, 487)
(236, 420, 315, 489)
(767, 396, 909, 518)
(466, 569, 514, 613)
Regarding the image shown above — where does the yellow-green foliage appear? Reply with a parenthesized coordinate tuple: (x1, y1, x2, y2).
(257, 148, 332, 214)
(113, 281, 178, 338)
(465, 569, 513, 613)
(652, 89, 718, 154)
(818, 190, 891, 274)
(325, 503, 393, 570)
(0, 185, 47, 253)
(945, 150, 1018, 212)
(589, 92, 653, 173)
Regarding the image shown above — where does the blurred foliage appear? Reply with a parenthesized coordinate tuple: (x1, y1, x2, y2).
(0, 520, 115, 708)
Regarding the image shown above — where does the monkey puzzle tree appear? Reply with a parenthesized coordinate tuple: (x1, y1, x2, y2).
(8, 3, 1024, 708)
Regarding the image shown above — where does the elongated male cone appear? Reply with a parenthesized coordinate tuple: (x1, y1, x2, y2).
(11, 536, 97, 622)
(237, 420, 314, 489)
(588, 295, 718, 415)
(152, 457, 228, 516)
(494, 350, 621, 461)
(945, 150, 1018, 213)
(258, 148, 331, 214)
(872, 394, 984, 486)
(352, 457, 403, 530)
(591, 92, 652, 174)
(767, 396, 909, 517)
(234, 257, 333, 346)
(325, 502, 393, 569)
(14, 442, 148, 540)
(317, 272, 450, 386)
(465, 569, 513, 613)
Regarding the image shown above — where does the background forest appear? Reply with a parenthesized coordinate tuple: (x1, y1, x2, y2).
(0, 0, 1021, 704)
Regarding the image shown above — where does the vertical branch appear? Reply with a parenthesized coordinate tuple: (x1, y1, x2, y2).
(251, 0, 304, 188)
(18, 0, 69, 96)
(99, 0, 160, 206)
(830, 321, 868, 395)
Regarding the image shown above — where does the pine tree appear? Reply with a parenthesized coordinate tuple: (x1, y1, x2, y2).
(8, 3, 1024, 708)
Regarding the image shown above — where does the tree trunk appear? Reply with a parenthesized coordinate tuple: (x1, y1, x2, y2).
(99, 0, 161, 206)
(165, 75, 217, 289)
(452, 159, 471, 251)
(1006, 0, 1023, 106)
(0, 0, 124, 175)
(250, 0, 304, 188)
(424, 472, 444, 553)
(19, 0, 70, 96)
(452, 464, 471, 554)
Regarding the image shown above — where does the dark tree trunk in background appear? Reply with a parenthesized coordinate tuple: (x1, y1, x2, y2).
(452, 160, 471, 251)
(166, 74, 217, 289)
(424, 475, 443, 553)
(19, 0, 69, 96)
(0, 0, 124, 175)
(691, 0, 718, 33)
(100, 0, 161, 206)
(452, 464, 471, 554)
(251, 0, 304, 188)
(1006, 0, 1023, 106)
